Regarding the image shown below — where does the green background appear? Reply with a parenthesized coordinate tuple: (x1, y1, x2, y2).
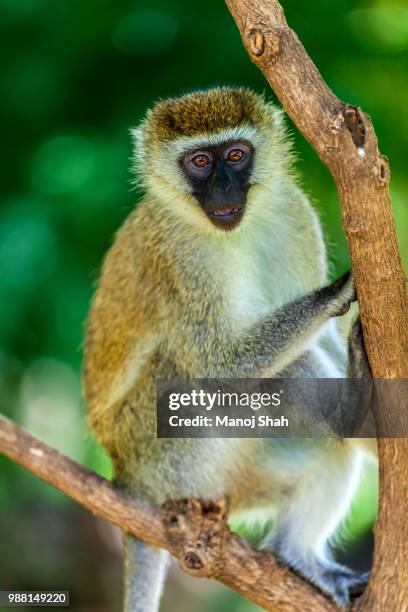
(0, 0, 406, 610)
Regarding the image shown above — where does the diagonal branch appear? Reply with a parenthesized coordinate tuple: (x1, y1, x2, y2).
(224, 1, 408, 611)
(0, 413, 336, 612)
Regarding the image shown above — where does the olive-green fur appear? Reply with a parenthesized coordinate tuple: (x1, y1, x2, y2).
(85, 87, 329, 497)
(144, 87, 274, 143)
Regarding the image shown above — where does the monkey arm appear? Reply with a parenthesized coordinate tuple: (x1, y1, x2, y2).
(223, 272, 355, 377)
(84, 211, 162, 434)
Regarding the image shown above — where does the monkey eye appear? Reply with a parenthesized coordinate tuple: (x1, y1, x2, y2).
(227, 148, 244, 162)
(192, 154, 210, 168)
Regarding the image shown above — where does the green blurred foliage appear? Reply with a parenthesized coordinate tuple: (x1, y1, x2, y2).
(0, 0, 406, 610)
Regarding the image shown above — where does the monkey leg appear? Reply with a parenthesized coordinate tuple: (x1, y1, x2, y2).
(123, 534, 169, 612)
(263, 441, 367, 607)
(347, 316, 371, 379)
(347, 316, 378, 456)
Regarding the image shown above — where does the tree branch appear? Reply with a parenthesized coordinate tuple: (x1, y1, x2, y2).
(225, 0, 408, 377)
(0, 414, 336, 612)
(225, 1, 408, 610)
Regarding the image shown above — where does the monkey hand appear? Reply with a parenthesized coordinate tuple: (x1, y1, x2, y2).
(320, 270, 356, 318)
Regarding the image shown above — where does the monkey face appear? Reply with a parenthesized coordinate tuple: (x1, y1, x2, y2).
(181, 140, 253, 230)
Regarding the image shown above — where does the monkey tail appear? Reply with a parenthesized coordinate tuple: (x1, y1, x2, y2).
(123, 534, 169, 612)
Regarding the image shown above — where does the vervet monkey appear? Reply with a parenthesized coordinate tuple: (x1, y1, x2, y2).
(84, 87, 377, 610)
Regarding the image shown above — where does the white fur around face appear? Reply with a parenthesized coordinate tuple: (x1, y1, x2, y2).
(131, 108, 327, 318)
(131, 113, 328, 321)
(133, 124, 268, 194)
(130, 107, 294, 233)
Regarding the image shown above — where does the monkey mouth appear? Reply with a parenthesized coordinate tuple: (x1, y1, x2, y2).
(209, 206, 242, 221)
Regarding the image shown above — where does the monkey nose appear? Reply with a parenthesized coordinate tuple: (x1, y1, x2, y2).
(215, 182, 233, 194)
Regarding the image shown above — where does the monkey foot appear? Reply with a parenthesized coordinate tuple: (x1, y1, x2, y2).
(309, 561, 369, 608)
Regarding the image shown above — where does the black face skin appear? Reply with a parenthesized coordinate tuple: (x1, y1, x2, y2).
(181, 140, 253, 230)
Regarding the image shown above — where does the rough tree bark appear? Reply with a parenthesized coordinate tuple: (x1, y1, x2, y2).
(224, 1, 408, 611)
(0, 3, 407, 612)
